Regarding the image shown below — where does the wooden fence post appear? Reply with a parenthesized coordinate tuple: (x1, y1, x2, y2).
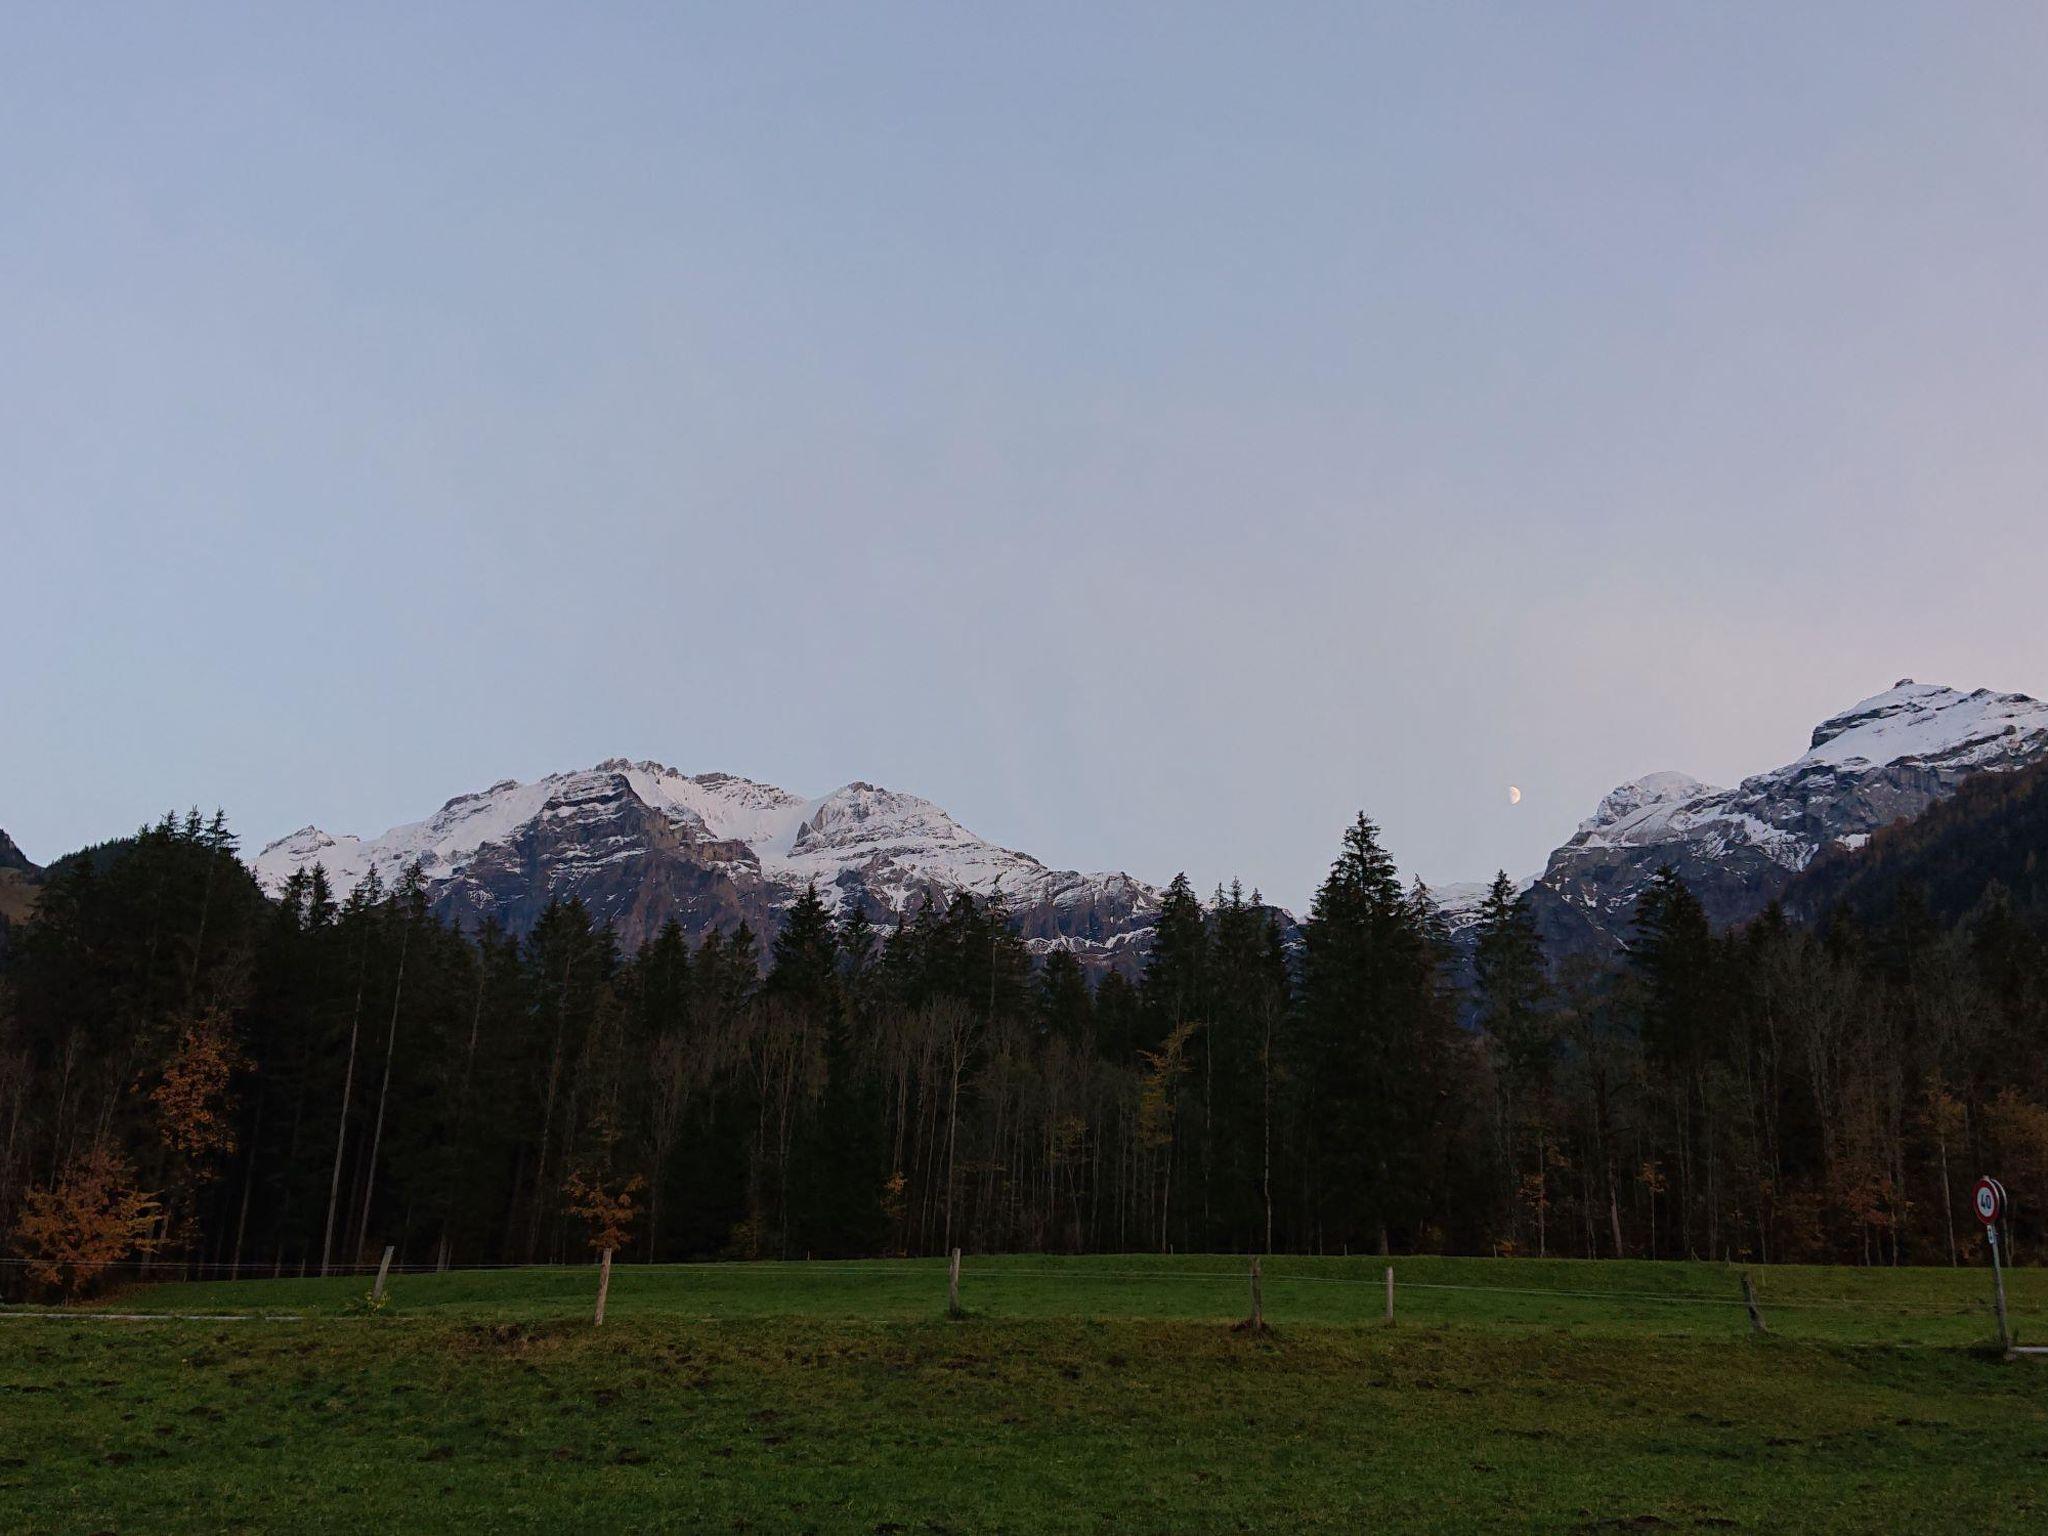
(595, 1247, 614, 1327)
(1385, 1266, 1395, 1326)
(1740, 1271, 1767, 1334)
(1249, 1258, 1264, 1331)
(947, 1247, 963, 1318)
(372, 1246, 396, 1305)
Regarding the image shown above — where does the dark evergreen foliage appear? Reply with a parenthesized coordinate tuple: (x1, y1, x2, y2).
(5, 791, 2048, 1286)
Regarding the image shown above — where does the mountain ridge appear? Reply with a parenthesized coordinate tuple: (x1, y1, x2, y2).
(0, 828, 42, 938)
(250, 762, 1161, 965)
(1482, 679, 2048, 954)
(246, 679, 2048, 968)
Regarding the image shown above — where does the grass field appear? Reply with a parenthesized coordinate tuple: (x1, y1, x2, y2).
(5, 1255, 2045, 1533)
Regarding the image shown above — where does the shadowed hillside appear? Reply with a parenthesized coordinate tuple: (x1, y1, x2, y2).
(1783, 755, 2048, 928)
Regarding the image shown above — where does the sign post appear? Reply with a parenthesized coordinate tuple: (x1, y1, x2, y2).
(1975, 1176, 2011, 1354)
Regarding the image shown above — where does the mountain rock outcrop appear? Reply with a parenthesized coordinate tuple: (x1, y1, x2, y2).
(250, 762, 1159, 965)
(0, 828, 42, 939)
(245, 680, 2048, 971)
(1516, 681, 2048, 954)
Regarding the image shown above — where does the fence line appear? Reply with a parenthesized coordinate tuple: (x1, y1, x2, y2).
(2, 1253, 2025, 1325)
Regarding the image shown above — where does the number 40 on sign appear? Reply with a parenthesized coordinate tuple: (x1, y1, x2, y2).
(1974, 1175, 2007, 1233)
(1975, 1174, 2016, 1355)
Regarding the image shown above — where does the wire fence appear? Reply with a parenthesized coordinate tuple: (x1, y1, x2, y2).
(2, 1250, 2037, 1347)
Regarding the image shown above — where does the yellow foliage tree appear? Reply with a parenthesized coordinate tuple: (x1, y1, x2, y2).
(1137, 1019, 1200, 1252)
(1137, 1019, 1200, 1154)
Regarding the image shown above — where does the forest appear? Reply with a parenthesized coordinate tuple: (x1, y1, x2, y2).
(3, 792, 2046, 1296)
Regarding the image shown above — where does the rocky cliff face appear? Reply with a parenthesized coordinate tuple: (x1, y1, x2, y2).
(245, 680, 2048, 971)
(0, 828, 41, 936)
(249, 762, 1159, 966)
(1516, 681, 2048, 953)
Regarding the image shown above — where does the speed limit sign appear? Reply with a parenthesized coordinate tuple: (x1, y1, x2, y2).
(1973, 1175, 2007, 1229)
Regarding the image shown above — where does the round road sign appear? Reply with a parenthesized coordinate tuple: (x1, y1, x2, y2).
(1973, 1176, 2006, 1228)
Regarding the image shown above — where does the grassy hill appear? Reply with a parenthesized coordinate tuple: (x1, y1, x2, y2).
(5, 1255, 2045, 1533)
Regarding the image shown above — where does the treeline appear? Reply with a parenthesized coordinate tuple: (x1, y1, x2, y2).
(3, 806, 2046, 1293)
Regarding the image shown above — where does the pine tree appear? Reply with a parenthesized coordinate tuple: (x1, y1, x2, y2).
(1474, 871, 1550, 1079)
(1034, 949, 1093, 1046)
(1472, 871, 1553, 1250)
(1630, 866, 1716, 1069)
(1628, 867, 1721, 1260)
(769, 885, 839, 1005)
(1141, 874, 1209, 1055)
(1297, 814, 1453, 1254)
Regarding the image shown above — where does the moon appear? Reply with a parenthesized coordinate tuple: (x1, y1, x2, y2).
(1508, 785, 1522, 805)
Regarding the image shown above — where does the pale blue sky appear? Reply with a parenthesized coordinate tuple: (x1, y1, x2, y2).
(5, 5, 2047, 907)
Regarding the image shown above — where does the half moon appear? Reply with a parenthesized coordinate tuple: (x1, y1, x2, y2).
(1508, 785, 1522, 805)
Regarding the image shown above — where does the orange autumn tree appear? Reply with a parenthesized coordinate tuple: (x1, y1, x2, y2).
(13, 1146, 163, 1297)
(145, 1005, 250, 1259)
(561, 1104, 644, 1257)
(563, 1169, 646, 1255)
(151, 1006, 246, 1170)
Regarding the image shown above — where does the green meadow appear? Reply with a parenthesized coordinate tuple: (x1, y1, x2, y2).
(5, 1256, 2044, 1533)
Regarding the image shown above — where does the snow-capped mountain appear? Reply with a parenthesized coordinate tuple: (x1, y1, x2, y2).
(249, 761, 1159, 964)
(247, 680, 2046, 970)
(1423, 880, 1508, 939)
(1523, 680, 2048, 952)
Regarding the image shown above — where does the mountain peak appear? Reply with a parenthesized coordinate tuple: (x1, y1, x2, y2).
(1576, 771, 1720, 839)
(0, 828, 34, 874)
(1800, 681, 2048, 768)
(1528, 678, 2048, 953)
(251, 761, 1157, 965)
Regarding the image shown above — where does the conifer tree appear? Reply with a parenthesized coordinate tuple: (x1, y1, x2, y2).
(1034, 949, 1093, 1046)
(1298, 814, 1454, 1254)
(1141, 874, 1209, 1055)
(1630, 866, 1716, 1068)
(1472, 871, 1553, 1248)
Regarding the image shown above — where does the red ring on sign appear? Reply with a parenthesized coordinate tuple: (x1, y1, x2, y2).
(1973, 1176, 2004, 1227)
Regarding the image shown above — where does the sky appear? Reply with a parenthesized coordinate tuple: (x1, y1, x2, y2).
(5, 4, 2048, 910)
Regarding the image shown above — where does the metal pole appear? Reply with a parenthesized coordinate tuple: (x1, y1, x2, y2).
(1990, 1227, 2012, 1354)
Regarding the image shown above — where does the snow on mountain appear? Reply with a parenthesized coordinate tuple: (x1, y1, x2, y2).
(1427, 878, 1534, 938)
(1800, 680, 2048, 769)
(249, 761, 1160, 964)
(1527, 680, 2048, 950)
(245, 679, 2047, 970)
(1575, 772, 1723, 842)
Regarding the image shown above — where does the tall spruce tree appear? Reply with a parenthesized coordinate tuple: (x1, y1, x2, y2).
(1298, 814, 1453, 1254)
(1471, 871, 1555, 1250)
(1473, 872, 1550, 1079)
(1141, 874, 1209, 1056)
